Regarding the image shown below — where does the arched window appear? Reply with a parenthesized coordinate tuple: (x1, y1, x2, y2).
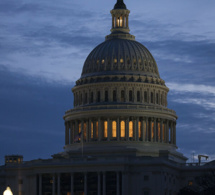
(129, 90, 133, 102)
(129, 121, 133, 138)
(137, 91, 140, 102)
(90, 92, 94, 103)
(112, 121, 117, 137)
(151, 92, 153, 103)
(105, 90, 108, 102)
(121, 90, 125, 102)
(120, 121, 125, 137)
(113, 90, 117, 102)
(144, 91, 147, 103)
(97, 91, 100, 102)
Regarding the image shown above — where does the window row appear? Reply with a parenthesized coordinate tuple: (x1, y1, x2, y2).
(74, 89, 167, 106)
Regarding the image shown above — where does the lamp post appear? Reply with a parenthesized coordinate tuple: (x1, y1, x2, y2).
(3, 186, 13, 195)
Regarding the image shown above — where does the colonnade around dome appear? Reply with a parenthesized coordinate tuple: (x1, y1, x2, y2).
(73, 83, 168, 107)
(64, 117, 176, 146)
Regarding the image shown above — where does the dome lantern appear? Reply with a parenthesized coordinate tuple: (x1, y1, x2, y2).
(110, 0, 130, 34)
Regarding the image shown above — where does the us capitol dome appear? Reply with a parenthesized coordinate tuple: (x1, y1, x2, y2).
(62, 0, 186, 163)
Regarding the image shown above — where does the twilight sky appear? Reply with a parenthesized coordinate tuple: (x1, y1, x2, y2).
(0, 0, 215, 165)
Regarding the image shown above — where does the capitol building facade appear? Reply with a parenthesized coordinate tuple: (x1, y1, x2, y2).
(1, 1, 214, 195)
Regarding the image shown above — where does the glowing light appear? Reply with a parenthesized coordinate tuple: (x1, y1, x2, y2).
(3, 187, 13, 195)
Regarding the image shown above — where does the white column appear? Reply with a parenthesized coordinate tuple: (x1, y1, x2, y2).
(107, 118, 111, 141)
(141, 119, 144, 141)
(126, 117, 129, 141)
(154, 118, 157, 142)
(136, 117, 139, 141)
(89, 119, 92, 141)
(145, 118, 148, 141)
(166, 120, 169, 143)
(71, 173, 74, 195)
(160, 119, 163, 143)
(103, 172, 106, 195)
(71, 122, 75, 144)
(117, 117, 120, 141)
(84, 173, 87, 195)
(98, 118, 101, 141)
(57, 174, 60, 195)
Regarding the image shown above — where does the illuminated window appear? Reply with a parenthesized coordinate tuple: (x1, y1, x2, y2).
(120, 58, 124, 63)
(151, 122, 154, 140)
(139, 58, 142, 64)
(114, 58, 117, 63)
(104, 121, 108, 138)
(91, 122, 93, 139)
(139, 121, 141, 138)
(96, 60, 99, 65)
(78, 123, 81, 133)
(112, 121, 117, 137)
(129, 121, 133, 138)
(117, 17, 123, 27)
(158, 123, 161, 140)
(102, 59, 105, 64)
(133, 58, 136, 65)
(120, 121, 125, 137)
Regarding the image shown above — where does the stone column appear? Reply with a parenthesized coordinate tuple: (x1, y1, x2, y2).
(126, 117, 129, 141)
(86, 120, 89, 142)
(145, 118, 148, 141)
(75, 121, 78, 140)
(70, 122, 74, 144)
(98, 172, 101, 195)
(65, 122, 69, 145)
(107, 118, 111, 141)
(71, 173, 74, 195)
(117, 172, 120, 195)
(98, 118, 102, 141)
(117, 117, 120, 141)
(52, 175, 55, 195)
(166, 120, 169, 143)
(141, 119, 144, 141)
(154, 118, 157, 142)
(135, 118, 139, 141)
(160, 119, 163, 143)
(150, 119, 153, 142)
(39, 174, 42, 195)
(89, 119, 92, 141)
(81, 120, 84, 143)
(103, 172, 106, 195)
(57, 174, 60, 195)
(84, 173, 87, 195)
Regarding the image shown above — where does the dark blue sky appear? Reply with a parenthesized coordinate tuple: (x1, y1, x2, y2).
(0, 0, 215, 165)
